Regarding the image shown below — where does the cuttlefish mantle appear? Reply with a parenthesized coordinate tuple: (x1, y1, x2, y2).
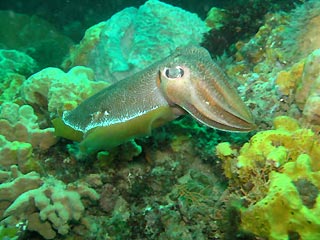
(53, 45, 255, 154)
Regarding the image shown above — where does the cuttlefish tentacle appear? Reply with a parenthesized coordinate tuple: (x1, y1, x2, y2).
(53, 45, 255, 154)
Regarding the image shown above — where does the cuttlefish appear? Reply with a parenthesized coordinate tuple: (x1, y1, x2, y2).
(53, 46, 255, 154)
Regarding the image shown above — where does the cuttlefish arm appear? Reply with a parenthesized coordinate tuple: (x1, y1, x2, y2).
(158, 46, 255, 131)
(53, 46, 255, 154)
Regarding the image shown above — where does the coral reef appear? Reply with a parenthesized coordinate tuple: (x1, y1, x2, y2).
(241, 157, 320, 240)
(92, 146, 226, 240)
(21, 66, 108, 116)
(0, 73, 25, 104)
(281, 0, 320, 60)
(1, 167, 100, 239)
(275, 48, 320, 126)
(275, 60, 304, 96)
(205, 7, 230, 30)
(61, 21, 106, 70)
(216, 116, 320, 239)
(62, 0, 209, 82)
(0, 166, 43, 217)
(0, 135, 32, 170)
(202, 0, 301, 55)
(0, 10, 73, 68)
(221, 1, 320, 130)
(0, 102, 57, 150)
(211, 2, 320, 238)
(219, 12, 293, 130)
(0, 49, 37, 76)
(296, 49, 320, 126)
(0, 102, 57, 172)
(0, 49, 37, 103)
(1, 0, 319, 239)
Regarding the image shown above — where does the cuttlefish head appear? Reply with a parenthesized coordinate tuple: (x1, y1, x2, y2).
(158, 46, 256, 132)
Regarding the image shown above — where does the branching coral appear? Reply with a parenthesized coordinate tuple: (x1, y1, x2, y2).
(0, 166, 43, 217)
(0, 102, 57, 151)
(1, 169, 100, 239)
(0, 102, 57, 172)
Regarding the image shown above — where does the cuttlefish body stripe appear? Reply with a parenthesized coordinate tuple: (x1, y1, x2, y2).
(193, 53, 253, 126)
(159, 46, 255, 131)
(190, 71, 254, 130)
(62, 64, 171, 133)
(53, 45, 255, 154)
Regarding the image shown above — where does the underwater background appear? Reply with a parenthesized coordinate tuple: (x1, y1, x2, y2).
(0, 0, 320, 239)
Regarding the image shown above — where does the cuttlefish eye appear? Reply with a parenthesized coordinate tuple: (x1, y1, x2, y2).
(164, 66, 184, 79)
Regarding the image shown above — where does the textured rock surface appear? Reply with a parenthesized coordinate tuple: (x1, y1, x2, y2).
(62, 0, 209, 82)
(21, 66, 108, 116)
(0, 10, 73, 68)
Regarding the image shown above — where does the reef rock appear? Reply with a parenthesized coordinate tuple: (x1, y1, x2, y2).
(62, 0, 209, 82)
(0, 10, 73, 68)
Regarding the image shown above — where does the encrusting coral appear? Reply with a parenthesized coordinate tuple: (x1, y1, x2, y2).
(0, 49, 37, 76)
(0, 49, 37, 104)
(241, 154, 320, 240)
(0, 10, 73, 68)
(222, 0, 320, 130)
(216, 116, 320, 239)
(275, 48, 320, 127)
(62, 0, 209, 82)
(21, 66, 108, 116)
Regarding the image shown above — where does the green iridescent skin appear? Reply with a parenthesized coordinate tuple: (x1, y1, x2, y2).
(53, 46, 255, 154)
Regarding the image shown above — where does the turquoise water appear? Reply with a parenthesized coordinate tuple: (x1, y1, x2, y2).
(0, 0, 318, 239)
